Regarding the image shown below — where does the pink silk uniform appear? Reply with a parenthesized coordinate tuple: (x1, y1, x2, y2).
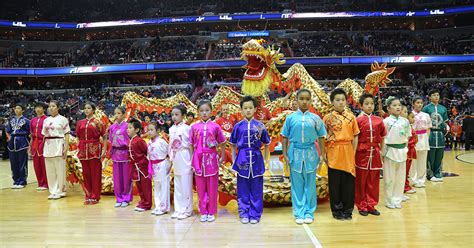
(189, 120, 226, 216)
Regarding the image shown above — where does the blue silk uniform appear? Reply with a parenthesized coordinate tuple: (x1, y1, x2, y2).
(281, 110, 327, 220)
(6, 115, 30, 186)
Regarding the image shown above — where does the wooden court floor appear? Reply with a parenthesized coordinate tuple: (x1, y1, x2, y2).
(0, 150, 473, 247)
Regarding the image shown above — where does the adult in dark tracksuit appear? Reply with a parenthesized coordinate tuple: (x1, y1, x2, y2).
(6, 104, 30, 189)
(463, 113, 474, 151)
(0, 118, 8, 160)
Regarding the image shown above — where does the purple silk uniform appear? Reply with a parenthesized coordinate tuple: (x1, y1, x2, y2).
(109, 121, 133, 203)
(230, 118, 270, 221)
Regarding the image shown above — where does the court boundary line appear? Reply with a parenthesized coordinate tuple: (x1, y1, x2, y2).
(456, 153, 474, 164)
(303, 223, 323, 248)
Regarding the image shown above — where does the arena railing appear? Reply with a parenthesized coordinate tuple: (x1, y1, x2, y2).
(1, 55, 474, 77)
(0, 5, 473, 30)
(3, 84, 194, 95)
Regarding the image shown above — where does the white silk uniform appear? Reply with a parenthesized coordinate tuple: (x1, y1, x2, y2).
(410, 110, 432, 185)
(42, 115, 70, 196)
(148, 137, 171, 213)
(383, 115, 411, 206)
(169, 122, 193, 216)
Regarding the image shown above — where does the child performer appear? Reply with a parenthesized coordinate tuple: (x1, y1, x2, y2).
(355, 93, 387, 216)
(104, 107, 133, 208)
(281, 89, 327, 225)
(127, 119, 152, 212)
(186, 112, 196, 126)
(402, 108, 418, 197)
(76, 102, 105, 205)
(410, 97, 431, 188)
(230, 96, 270, 224)
(147, 122, 171, 216)
(30, 102, 48, 190)
(42, 100, 70, 200)
(382, 97, 412, 209)
(169, 105, 193, 220)
(323, 88, 360, 220)
(6, 104, 30, 189)
(190, 100, 226, 222)
(422, 89, 448, 182)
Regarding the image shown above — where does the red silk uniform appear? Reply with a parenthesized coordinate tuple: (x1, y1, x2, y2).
(76, 118, 104, 160)
(215, 116, 235, 133)
(255, 106, 272, 122)
(129, 136, 149, 175)
(128, 135, 152, 210)
(355, 114, 386, 170)
(407, 128, 418, 160)
(141, 122, 149, 134)
(355, 113, 387, 212)
(30, 115, 48, 188)
(31, 115, 47, 157)
(215, 116, 234, 165)
(405, 127, 418, 192)
(76, 117, 105, 201)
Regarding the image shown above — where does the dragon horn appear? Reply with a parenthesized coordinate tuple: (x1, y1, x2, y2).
(371, 61, 391, 72)
(371, 61, 379, 71)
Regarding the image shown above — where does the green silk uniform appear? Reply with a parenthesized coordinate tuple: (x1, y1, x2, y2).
(422, 103, 448, 179)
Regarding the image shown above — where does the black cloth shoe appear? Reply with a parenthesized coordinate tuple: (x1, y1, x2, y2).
(333, 212, 344, 220)
(359, 210, 369, 216)
(368, 209, 381, 216)
(343, 214, 352, 220)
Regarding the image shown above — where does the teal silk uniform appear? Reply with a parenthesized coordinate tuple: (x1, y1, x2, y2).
(281, 110, 327, 220)
(422, 103, 448, 179)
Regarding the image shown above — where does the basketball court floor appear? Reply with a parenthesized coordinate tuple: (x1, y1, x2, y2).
(0, 150, 472, 247)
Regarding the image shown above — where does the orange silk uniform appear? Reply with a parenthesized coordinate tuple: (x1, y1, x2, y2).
(323, 110, 360, 176)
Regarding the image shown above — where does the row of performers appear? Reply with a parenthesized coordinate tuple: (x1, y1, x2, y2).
(5, 88, 447, 224)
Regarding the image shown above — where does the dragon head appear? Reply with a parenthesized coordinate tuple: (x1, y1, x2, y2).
(364, 62, 396, 96)
(241, 39, 285, 96)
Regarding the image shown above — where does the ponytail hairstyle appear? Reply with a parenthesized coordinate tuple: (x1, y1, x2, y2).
(197, 99, 213, 110)
(411, 96, 423, 105)
(84, 101, 97, 112)
(385, 96, 399, 107)
(172, 104, 187, 116)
